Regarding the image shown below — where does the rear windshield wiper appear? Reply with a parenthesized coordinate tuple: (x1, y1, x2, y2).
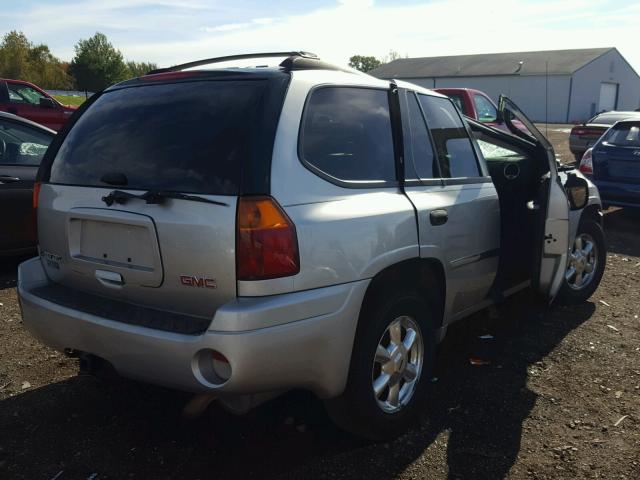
(102, 190, 228, 207)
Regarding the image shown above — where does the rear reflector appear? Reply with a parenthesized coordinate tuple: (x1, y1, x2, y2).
(32, 182, 41, 209)
(236, 196, 300, 281)
(579, 148, 593, 175)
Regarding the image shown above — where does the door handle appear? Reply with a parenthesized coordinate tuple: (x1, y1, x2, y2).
(430, 209, 448, 226)
(0, 175, 20, 183)
(7, 107, 17, 115)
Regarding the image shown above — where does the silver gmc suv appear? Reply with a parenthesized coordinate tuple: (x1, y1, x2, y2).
(18, 52, 605, 439)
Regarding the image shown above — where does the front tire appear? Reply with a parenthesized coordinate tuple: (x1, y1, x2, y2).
(557, 219, 606, 304)
(325, 290, 436, 440)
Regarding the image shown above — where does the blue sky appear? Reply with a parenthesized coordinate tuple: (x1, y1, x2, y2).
(2, 0, 639, 72)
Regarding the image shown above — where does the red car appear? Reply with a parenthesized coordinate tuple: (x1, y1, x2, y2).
(434, 87, 529, 134)
(0, 79, 77, 131)
(433, 88, 503, 125)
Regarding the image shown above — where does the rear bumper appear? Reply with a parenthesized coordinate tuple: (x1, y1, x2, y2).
(569, 137, 588, 155)
(593, 179, 640, 207)
(569, 136, 600, 156)
(18, 257, 368, 398)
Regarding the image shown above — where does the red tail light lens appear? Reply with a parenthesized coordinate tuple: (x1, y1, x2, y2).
(579, 149, 593, 175)
(236, 196, 300, 281)
(32, 182, 41, 209)
(572, 127, 604, 137)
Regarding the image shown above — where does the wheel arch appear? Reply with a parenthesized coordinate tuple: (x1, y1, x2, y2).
(359, 257, 446, 330)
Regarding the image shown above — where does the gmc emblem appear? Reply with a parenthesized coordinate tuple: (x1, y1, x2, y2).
(180, 275, 217, 289)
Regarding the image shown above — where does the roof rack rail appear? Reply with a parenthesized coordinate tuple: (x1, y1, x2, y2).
(147, 51, 320, 74)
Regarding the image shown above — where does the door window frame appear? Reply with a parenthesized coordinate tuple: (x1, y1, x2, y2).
(399, 88, 442, 187)
(414, 92, 492, 186)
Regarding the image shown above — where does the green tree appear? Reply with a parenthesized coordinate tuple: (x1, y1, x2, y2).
(126, 60, 158, 77)
(68, 32, 128, 92)
(0, 31, 31, 79)
(0, 31, 72, 89)
(348, 55, 382, 73)
(28, 44, 73, 89)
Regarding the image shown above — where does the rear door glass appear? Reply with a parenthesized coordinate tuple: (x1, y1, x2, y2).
(418, 95, 480, 178)
(50, 80, 273, 195)
(406, 92, 437, 179)
(300, 87, 396, 183)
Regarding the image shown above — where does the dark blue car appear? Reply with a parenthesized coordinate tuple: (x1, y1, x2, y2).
(579, 120, 640, 209)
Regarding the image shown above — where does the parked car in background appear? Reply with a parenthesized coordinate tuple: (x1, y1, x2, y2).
(579, 119, 640, 209)
(434, 88, 526, 134)
(0, 112, 55, 255)
(0, 79, 77, 131)
(17, 52, 604, 440)
(570, 111, 640, 163)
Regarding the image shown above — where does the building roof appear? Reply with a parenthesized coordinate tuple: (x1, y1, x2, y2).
(369, 48, 615, 79)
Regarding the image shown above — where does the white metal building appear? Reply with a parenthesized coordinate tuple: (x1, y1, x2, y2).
(369, 48, 640, 123)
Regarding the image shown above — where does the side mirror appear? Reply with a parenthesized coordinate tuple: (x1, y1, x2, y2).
(564, 173, 589, 210)
(39, 97, 56, 109)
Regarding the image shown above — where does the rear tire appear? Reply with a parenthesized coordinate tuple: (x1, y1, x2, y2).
(325, 290, 436, 440)
(557, 219, 606, 305)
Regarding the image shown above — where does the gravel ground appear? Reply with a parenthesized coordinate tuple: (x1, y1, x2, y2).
(1, 126, 638, 479)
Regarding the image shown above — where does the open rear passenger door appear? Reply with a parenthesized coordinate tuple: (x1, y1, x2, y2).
(498, 96, 570, 301)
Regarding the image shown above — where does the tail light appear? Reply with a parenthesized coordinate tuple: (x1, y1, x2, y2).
(32, 182, 41, 209)
(572, 127, 604, 137)
(236, 196, 300, 281)
(579, 148, 593, 175)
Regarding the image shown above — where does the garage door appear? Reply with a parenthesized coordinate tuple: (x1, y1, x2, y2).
(599, 83, 618, 112)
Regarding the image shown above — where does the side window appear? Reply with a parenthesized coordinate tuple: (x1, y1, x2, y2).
(406, 92, 437, 179)
(418, 95, 481, 178)
(300, 87, 396, 183)
(474, 94, 497, 123)
(0, 121, 53, 166)
(8, 84, 47, 106)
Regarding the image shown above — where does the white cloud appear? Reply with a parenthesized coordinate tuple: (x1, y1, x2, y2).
(7, 0, 640, 73)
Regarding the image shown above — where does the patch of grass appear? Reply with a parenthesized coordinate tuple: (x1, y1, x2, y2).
(53, 95, 87, 107)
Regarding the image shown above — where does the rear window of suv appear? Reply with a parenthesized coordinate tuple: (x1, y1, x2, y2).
(603, 122, 640, 147)
(49, 80, 279, 195)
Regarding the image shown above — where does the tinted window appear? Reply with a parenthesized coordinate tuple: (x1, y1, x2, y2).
(406, 93, 437, 179)
(604, 122, 640, 147)
(8, 84, 47, 106)
(0, 120, 53, 166)
(50, 80, 273, 195)
(418, 95, 480, 178)
(300, 87, 396, 183)
(474, 94, 497, 123)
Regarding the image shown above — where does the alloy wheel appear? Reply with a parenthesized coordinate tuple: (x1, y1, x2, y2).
(565, 233, 598, 290)
(371, 315, 424, 413)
